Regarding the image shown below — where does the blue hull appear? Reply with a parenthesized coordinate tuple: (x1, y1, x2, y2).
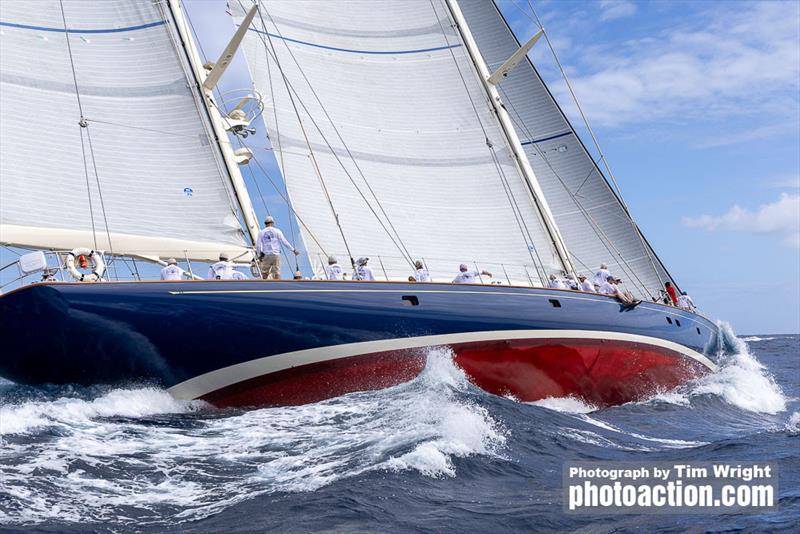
(0, 280, 719, 407)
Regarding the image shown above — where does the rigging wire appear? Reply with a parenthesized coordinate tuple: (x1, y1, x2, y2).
(250, 3, 356, 269)
(258, 6, 415, 268)
(59, 0, 117, 280)
(519, 0, 666, 289)
(245, 1, 418, 271)
(429, 0, 548, 282)
(497, 84, 652, 297)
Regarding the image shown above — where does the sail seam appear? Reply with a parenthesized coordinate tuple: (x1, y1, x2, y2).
(0, 20, 166, 33)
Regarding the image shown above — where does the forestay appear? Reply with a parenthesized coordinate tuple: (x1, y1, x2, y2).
(458, 0, 675, 298)
(0, 0, 249, 261)
(232, 0, 563, 283)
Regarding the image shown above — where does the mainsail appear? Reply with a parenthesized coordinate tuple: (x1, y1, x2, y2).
(232, 0, 566, 283)
(458, 0, 674, 298)
(0, 0, 251, 261)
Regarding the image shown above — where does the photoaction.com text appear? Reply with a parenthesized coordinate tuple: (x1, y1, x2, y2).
(564, 462, 777, 513)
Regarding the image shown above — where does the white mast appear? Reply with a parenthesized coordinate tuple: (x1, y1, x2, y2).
(167, 0, 261, 247)
(444, 0, 575, 275)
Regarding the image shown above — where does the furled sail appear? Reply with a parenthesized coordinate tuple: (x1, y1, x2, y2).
(458, 0, 675, 298)
(231, 0, 565, 283)
(0, 0, 249, 261)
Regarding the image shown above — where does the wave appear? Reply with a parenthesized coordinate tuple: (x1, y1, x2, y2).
(0, 348, 505, 526)
(636, 322, 788, 414)
(528, 396, 598, 414)
(740, 336, 778, 342)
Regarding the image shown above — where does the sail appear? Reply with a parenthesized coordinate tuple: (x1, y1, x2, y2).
(458, 0, 674, 298)
(231, 0, 564, 283)
(0, 0, 249, 261)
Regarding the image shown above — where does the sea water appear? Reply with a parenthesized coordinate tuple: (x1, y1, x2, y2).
(0, 325, 797, 532)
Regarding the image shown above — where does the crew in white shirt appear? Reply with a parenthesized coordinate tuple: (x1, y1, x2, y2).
(452, 264, 491, 284)
(548, 273, 567, 290)
(208, 252, 236, 280)
(160, 258, 186, 281)
(256, 216, 299, 280)
(324, 255, 345, 280)
(414, 260, 431, 282)
(353, 257, 376, 281)
(578, 274, 595, 292)
(592, 263, 611, 289)
(677, 291, 696, 311)
(564, 273, 579, 290)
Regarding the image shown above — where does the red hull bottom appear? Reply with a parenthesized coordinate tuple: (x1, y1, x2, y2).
(201, 338, 709, 408)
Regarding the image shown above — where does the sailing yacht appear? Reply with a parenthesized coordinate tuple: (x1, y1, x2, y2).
(0, 0, 719, 408)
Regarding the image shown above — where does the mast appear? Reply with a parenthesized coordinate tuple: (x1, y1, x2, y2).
(444, 0, 575, 275)
(167, 0, 261, 247)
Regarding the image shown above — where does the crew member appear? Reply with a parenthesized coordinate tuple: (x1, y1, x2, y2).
(208, 252, 235, 280)
(548, 273, 566, 290)
(664, 281, 678, 305)
(564, 273, 579, 290)
(324, 255, 344, 280)
(578, 274, 595, 292)
(256, 216, 299, 280)
(677, 291, 696, 311)
(414, 260, 431, 282)
(160, 258, 186, 281)
(353, 257, 375, 281)
(592, 263, 611, 289)
(453, 264, 491, 284)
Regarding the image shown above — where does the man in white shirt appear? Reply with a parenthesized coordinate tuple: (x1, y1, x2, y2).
(564, 273, 579, 290)
(414, 260, 431, 282)
(160, 258, 186, 281)
(592, 263, 611, 289)
(208, 253, 236, 280)
(353, 257, 376, 281)
(578, 274, 595, 292)
(599, 276, 636, 305)
(324, 255, 345, 280)
(452, 264, 491, 284)
(256, 216, 299, 280)
(677, 291, 696, 311)
(548, 273, 567, 290)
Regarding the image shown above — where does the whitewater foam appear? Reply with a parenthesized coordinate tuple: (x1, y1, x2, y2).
(529, 396, 598, 414)
(0, 347, 505, 526)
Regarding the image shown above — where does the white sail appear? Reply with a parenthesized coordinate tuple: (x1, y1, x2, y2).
(232, 0, 564, 283)
(459, 0, 674, 298)
(0, 0, 250, 261)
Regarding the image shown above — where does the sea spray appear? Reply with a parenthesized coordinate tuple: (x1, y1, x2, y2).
(0, 348, 505, 526)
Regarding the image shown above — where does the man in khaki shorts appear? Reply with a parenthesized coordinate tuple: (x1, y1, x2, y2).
(256, 216, 299, 279)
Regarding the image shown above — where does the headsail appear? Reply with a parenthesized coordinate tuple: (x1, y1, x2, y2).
(0, 0, 250, 261)
(231, 0, 564, 283)
(459, 0, 674, 298)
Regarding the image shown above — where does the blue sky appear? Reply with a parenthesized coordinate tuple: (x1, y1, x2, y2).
(185, 0, 799, 334)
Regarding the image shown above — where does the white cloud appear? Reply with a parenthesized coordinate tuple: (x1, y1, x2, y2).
(682, 193, 800, 247)
(599, 0, 637, 21)
(548, 1, 800, 137)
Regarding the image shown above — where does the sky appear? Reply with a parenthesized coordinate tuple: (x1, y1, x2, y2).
(183, 0, 799, 334)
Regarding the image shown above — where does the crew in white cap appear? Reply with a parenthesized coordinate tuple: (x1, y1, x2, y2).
(564, 273, 579, 290)
(256, 216, 299, 280)
(414, 260, 431, 282)
(677, 291, 696, 311)
(208, 252, 236, 280)
(452, 264, 491, 284)
(160, 258, 186, 281)
(548, 273, 567, 290)
(353, 257, 375, 281)
(324, 255, 344, 280)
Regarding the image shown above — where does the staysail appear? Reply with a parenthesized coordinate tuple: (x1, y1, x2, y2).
(0, 0, 251, 261)
(458, 0, 674, 298)
(231, 0, 565, 283)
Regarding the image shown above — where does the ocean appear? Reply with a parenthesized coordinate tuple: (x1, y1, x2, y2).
(0, 325, 797, 532)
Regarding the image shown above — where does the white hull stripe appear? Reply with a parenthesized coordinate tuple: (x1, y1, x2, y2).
(167, 330, 717, 400)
